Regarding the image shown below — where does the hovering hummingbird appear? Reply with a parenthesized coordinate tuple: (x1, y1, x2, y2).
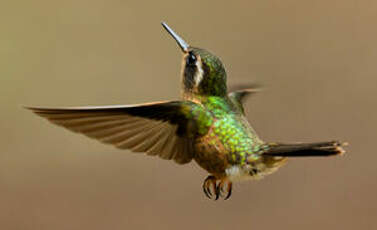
(26, 22, 346, 200)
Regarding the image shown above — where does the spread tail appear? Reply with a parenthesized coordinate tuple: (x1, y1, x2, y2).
(263, 141, 347, 157)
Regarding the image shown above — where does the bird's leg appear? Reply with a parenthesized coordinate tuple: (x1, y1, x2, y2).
(218, 179, 233, 200)
(202, 175, 219, 200)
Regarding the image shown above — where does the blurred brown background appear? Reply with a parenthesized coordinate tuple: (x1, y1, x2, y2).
(1, 0, 376, 229)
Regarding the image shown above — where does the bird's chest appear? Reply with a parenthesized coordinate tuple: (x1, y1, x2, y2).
(194, 126, 229, 176)
(193, 116, 261, 176)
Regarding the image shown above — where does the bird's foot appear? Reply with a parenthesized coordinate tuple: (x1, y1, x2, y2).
(203, 175, 218, 200)
(218, 179, 232, 200)
(202, 175, 233, 200)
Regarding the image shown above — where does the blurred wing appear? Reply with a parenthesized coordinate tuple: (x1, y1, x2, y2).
(26, 101, 205, 164)
(228, 84, 261, 114)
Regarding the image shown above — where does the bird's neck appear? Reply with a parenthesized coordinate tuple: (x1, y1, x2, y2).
(182, 93, 235, 116)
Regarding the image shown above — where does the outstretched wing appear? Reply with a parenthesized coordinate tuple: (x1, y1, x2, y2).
(26, 100, 210, 164)
(228, 84, 261, 114)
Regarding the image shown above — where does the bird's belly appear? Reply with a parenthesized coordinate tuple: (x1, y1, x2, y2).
(193, 122, 261, 177)
(193, 116, 287, 179)
(194, 132, 288, 180)
(225, 156, 288, 182)
(194, 135, 230, 177)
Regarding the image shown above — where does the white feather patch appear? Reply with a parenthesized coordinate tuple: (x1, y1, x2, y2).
(194, 58, 204, 86)
(225, 165, 252, 182)
(225, 165, 266, 182)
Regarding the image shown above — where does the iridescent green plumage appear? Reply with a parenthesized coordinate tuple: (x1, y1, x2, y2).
(175, 45, 286, 183)
(26, 22, 346, 201)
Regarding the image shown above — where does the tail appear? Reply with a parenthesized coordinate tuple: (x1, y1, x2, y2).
(263, 141, 347, 157)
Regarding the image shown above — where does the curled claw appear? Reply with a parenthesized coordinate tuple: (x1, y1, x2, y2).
(202, 175, 218, 200)
(218, 180, 233, 200)
(202, 184, 211, 199)
(202, 176, 233, 200)
(224, 182, 232, 200)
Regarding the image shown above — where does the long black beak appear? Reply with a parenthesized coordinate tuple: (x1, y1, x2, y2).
(161, 22, 189, 52)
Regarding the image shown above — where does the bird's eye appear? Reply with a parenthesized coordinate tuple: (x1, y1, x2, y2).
(186, 53, 197, 66)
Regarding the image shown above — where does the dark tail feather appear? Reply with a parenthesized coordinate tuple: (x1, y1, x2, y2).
(263, 141, 347, 157)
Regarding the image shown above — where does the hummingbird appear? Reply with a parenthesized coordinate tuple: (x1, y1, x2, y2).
(26, 22, 346, 200)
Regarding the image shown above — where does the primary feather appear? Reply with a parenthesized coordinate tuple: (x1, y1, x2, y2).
(25, 100, 209, 164)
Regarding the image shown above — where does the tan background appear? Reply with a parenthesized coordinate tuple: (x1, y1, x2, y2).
(1, 1, 376, 229)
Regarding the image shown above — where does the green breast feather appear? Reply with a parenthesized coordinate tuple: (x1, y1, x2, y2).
(199, 96, 265, 165)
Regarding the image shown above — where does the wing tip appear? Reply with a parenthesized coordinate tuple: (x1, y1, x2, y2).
(23, 106, 59, 115)
(228, 82, 264, 93)
(23, 105, 44, 114)
(22, 105, 34, 110)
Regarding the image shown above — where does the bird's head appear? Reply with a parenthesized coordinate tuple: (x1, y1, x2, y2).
(162, 22, 227, 98)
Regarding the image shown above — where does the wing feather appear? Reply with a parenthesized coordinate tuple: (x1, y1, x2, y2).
(26, 101, 208, 164)
(228, 85, 261, 114)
